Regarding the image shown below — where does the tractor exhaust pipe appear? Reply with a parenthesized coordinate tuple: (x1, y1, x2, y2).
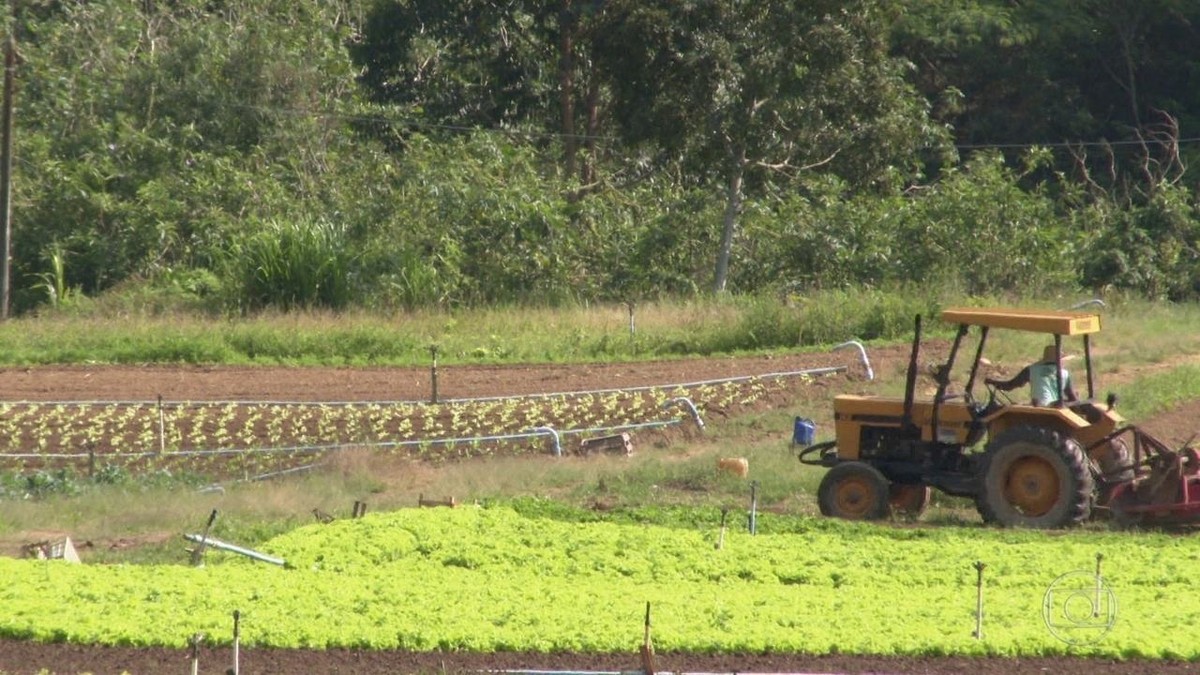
(902, 314, 922, 429)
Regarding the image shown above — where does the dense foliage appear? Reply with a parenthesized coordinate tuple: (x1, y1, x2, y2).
(4, 0, 1199, 312)
(1, 505, 1198, 657)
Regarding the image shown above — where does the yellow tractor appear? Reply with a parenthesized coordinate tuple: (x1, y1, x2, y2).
(799, 307, 1138, 528)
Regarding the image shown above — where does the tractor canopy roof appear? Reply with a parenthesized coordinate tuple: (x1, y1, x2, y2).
(939, 307, 1101, 336)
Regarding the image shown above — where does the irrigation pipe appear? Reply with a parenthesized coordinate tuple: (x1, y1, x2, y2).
(833, 340, 874, 381)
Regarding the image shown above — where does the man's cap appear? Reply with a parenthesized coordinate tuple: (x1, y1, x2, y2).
(1042, 345, 1077, 363)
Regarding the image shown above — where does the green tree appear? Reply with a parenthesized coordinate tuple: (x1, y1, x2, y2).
(592, 0, 950, 293)
(350, 0, 611, 187)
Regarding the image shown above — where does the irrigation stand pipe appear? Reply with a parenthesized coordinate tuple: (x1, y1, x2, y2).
(189, 633, 204, 675)
(663, 397, 704, 431)
(833, 340, 874, 381)
(748, 481, 759, 535)
(232, 610, 240, 675)
(973, 560, 986, 639)
(157, 394, 165, 454)
(529, 426, 562, 457)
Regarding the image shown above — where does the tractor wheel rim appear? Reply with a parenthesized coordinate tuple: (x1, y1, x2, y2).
(1003, 456, 1060, 516)
(834, 477, 875, 519)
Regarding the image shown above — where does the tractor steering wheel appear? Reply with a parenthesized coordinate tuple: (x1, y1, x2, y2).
(980, 380, 1013, 415)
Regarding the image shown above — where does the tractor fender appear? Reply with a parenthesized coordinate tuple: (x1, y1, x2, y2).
(984, 405, 1089, 443)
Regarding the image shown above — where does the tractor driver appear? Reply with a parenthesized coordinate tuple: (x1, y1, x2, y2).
(985, 345, 1078, 406)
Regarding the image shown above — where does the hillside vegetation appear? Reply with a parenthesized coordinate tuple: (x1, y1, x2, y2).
(3, 0, 1199, 315)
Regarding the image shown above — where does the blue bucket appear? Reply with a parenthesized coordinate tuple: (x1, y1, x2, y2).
(792, 417, 816, 446)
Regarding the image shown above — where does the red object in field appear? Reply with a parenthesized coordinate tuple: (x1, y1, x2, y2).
(1105, 434, 1200, 526)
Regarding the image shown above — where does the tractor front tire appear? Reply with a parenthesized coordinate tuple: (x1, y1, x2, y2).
(818, 461, 890, 521)
(976, 426, 1094, 528)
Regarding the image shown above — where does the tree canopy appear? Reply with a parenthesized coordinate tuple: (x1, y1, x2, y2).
(2, 0, 1199, 313)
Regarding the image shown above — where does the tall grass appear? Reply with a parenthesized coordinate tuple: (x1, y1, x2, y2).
(0, 289, 994, 365)
(230, 218, 356, 311)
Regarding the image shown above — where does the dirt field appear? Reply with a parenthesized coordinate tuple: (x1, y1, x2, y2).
(2, 348, 1199, 675)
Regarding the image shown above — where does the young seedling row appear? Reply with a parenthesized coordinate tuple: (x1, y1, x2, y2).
(0, 375, 809, 478)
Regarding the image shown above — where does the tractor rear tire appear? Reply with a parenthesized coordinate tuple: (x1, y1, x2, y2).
(976, 426, 1094, 528)
(889, 483, 932, 519)
(1096, 438, 1136, 484)
(818, 461, 890, 521)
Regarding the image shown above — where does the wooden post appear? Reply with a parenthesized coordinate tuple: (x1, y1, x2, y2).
(429, 345, 439, 404)
(0, 28, 16, 320)
(1094, 552, 1104, 618)
(190, 509, 217, 567)
(639, 601, 655, 675)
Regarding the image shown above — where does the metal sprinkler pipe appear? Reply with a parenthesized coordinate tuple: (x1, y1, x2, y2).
(662, 397, 705, 431)
(833, 340, 874, 381)
(231, 610, 241, 675)
(529, 426, 562, 457)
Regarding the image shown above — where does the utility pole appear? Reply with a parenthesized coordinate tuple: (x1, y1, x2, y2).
(0, 27, 16, 320)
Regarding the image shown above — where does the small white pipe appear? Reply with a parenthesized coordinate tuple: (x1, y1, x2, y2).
(833, 340, 874, 381)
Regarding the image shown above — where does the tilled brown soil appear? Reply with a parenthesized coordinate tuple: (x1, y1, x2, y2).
(3, 346, 1199, 675)
(2, 640, 1199, 675)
